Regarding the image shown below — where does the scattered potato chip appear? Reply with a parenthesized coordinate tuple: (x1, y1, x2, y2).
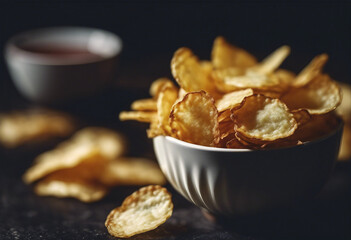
(131, 98, 157, 111)
(99, 158, 166, 186)
(23, 127, 126, 184)
(72, 127, 127, 159)
(280, 74, 341, 114)
(170, 91, 220, 146)
(34, 172, 108, 202)
(293, 54, 328, 87)
(23, 144, 106, 184)
(0, 109, 75, 148)
(105, 185, 173, 238)
(119, 111, 156, 123)
(171, 47, 216, 94)
(211, 36, 257, 69)
(231, 95, 297, 142)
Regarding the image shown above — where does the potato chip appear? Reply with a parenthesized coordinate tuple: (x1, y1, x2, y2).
(105, 185, 173, 238)
(0, 109, 75, 148)
(231, 95, 297, 141)
(293, 54, 328, 87)
(170, 91, 220, 146)
(280, 74, 341, 114)
(216, 88, 254, 112)
(218, 120, 235, 140)
(72, 127, 127, 159)
(225, 135, 249, 149)
(218, 109, 232, 122)
(211, 36, 257, 69)
(275, 69, 296, 86)
(171, 47, 216, 94)
(214, 69, 282, 92)
(286, 112, 341, 143)
(291, 109, 311, 127)
(155, 85, 179, 135)
(99, 158, 166, 186)
(119, 111, 156, 123)
(253, 46, 291, 74)
(23, 144, 106, 184)
(336, 82, 351, 121)
(34, 172, 108, 202)
(338, 123, 351, 161)
(131, 98, 157, 111)
(149, 78, 175, 99)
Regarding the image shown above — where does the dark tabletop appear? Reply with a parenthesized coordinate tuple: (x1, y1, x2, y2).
(0, 52, 350, 240)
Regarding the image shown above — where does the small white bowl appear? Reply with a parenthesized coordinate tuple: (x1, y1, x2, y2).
(5, 27, 122, 104)
(153, 121, 343, 216)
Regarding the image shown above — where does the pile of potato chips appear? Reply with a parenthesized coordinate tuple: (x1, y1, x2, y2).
(23, 127, 166, 202)
(120, 36, 343, 149)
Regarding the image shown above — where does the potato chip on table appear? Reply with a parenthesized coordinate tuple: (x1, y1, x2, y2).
(0, 108, 75, 148)
(23, 127, 126, 184)
(34, 171, 108, 203)
(105, 185, 173, 238)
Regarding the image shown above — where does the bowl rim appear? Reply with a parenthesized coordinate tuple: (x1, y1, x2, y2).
(4, 26, 123, 66)
(154, 117, 344, 152)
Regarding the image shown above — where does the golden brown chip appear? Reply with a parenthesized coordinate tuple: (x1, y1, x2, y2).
(225, 135, 249, 149)
(280, 74, 341, 115)
(338, 122, 351, 161)
(293, 54, 328, 87)
(105, 185, 173, 238)
(219, 120, 235, 140)
(275, 69, 296, 86)
(170, 91, 220, 146)
(23, 144, 106, 184)
(253, 46, 291, 74)
(216, 88, 254, 112)
(291, 109, 311, 127)
(156, 85, 179, 135)
(119, 111, 156, 123)
(99, 158, 166, 186)
(34, 171, 108, 202)
(231, 95, 297, 142)
(336, 82, 351, 121)
(131, 98, 157, 111)
(72, 127, 127, 159)
(211, 36, 257, 69)
(171, 47, 216, 94)
(149, 78, 175, 99)
(287, 112, 341, 143)
(214, 69, 282, 91)
(0, 109, 75, 148)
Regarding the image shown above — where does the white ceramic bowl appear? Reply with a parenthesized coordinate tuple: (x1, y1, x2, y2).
(5, 27, 122, 104)
(153, 121, 343, 216)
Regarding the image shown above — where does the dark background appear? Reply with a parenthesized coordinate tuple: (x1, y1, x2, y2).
(0, 1, 351, 240)
(1, 1, 351, 104)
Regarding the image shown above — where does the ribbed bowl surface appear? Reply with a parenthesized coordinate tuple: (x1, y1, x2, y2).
(153, 122, 343, 216)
